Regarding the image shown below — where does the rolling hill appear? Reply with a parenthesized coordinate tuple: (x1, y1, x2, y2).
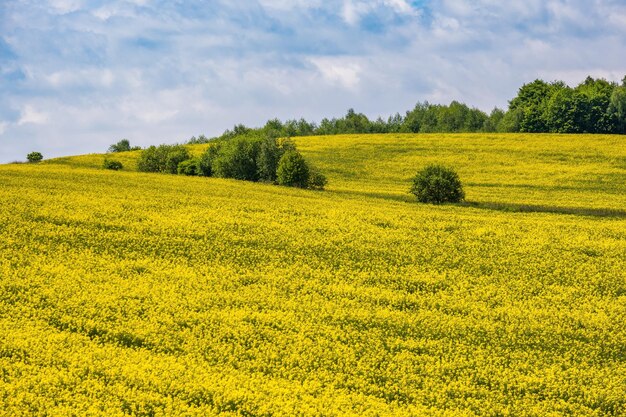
(1, 133, 625, 416)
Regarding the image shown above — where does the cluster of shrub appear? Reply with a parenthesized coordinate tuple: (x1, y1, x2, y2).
(135, 134, 327, 190)
(184, 75, 626, 142)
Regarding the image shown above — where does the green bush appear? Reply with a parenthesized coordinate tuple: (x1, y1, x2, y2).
(212, 136, 261, 181)
(137, 144, 190, 174)
(177, 158, 200, 176)
(307, 167, 327, 190)
(276, 150, 309, 188)
(257, 137, 296, 182)
(198, 144, 222, 176)
(26, 152, 43, 163)
(103, 159, 123, 170)
(164, 146, 191, 174)
(410, 164, 464, 204)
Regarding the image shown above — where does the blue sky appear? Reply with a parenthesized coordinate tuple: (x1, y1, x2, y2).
(1, 0, 626, 162)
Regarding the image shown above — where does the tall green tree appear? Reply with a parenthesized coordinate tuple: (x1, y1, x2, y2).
(483, 108, 505, 132)
(212, 135, 262, 181)
(608, 82, 626, 134)
(544, 86, 582, 133)
(137, 144, 190, 174)
(509, 79, 556, 132)
(573, 76, 616, 133)
(276, 150, 310, 188)
(256, 137, 295, 182)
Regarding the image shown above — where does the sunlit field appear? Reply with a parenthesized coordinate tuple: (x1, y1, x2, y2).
(1, 133, 625, 416)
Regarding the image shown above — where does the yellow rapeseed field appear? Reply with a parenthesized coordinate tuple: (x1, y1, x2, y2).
(1, 133, 625, 416)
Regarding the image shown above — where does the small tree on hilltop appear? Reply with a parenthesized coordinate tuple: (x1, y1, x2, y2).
(276, 150, 309, 188)
(108, 139, 131, 153)
(410, 164, 464, 204)
(27, 152, 43, 163)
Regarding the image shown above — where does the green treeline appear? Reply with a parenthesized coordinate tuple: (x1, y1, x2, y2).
(186, 75, 626, 143)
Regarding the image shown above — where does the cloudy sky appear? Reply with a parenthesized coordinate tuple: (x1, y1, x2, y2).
(1, 0, 625, 162)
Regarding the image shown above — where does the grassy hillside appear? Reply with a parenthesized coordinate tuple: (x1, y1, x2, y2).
(1, 133, 625, 416)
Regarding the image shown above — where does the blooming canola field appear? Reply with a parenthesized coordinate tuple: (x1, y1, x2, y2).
(1, 133, 625, 416)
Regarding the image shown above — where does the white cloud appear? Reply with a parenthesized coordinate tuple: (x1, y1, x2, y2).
(341, 0, 366, 25)
(45, 69, 115, 88)
(18, 106, 49, 126)
(310, 57, 362, 89)
(383, 0, 416, 14)
(258, 0, 323, 10)
(341, 0, 419, 25)
(48, 0, 84, 14)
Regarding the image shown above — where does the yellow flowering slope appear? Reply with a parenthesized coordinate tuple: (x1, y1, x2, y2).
(1, 133, 625, 416)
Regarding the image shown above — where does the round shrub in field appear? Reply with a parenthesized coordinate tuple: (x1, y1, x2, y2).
(276, 150, 309, 188)
(103, 159, 123, 170)
(27, 152, 43, 163)
(410, 164, 464, 204)
(307, 167, 327, 190)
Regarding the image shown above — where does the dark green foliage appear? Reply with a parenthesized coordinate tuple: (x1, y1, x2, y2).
(283, 118, 316, 137)
(187, 134, 211, 144)
(263, 119, 284, 139)
(108, 139, 140, 152)
(108, 139, 131, 153)
(276, 150, 310, 188)
(164, 146, 191, 174)
(574, 77, 615, 133)
(608, 85, 626, 133)
(307, 167, 327, 190)
(198, 144, 221, 176)
(26, 152, 43, 163)
(257, 137, 295, 182)
(195, 135, 324, 189)
(509, 79, 555, 132)
(386, 113, 405, 133)
(220, 124, 252, 140)
(497, 107, 523, 132)
(402, 101, 488, 133)
(177, 158, 200, 176)
(337, 109, 372, 134)
(256, 137, 282, 182)
(505, 76, 625, 134)
(212, 135, 262, 181)
(483, 108, 505, 132)
(410, 164, 465, 204)
(137, 144, 190, 174)
(544, 87, 580, 133)
(103, 159, 123, 170)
